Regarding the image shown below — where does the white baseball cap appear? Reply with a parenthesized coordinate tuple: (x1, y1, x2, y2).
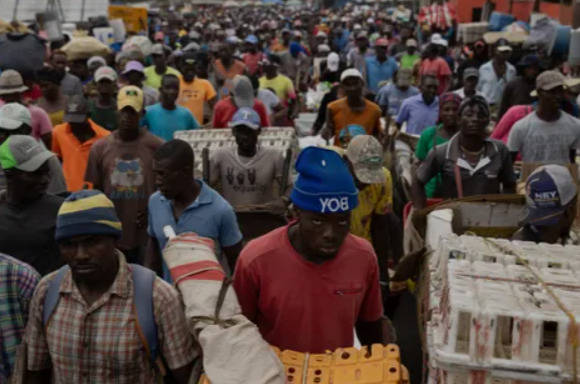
(0, 103, 31, 130)
(327, 52, 340, 72)
(340, 68, 363, 82)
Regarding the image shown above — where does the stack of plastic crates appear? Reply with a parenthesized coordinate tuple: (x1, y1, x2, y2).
(427, 234, 580, 384)
(175, 127, 298, 171)
(199, 344, 410, 383)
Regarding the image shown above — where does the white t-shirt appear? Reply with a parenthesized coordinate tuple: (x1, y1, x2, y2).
(508, 111, 580, 164)
(257, 89, 280, 116)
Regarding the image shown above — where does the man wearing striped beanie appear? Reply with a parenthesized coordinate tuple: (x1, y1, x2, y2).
(25, 190, 197, 383)
(234, 147, 385, 354)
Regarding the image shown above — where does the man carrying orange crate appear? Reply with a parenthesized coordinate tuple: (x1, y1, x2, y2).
(234, 146, 387, 354)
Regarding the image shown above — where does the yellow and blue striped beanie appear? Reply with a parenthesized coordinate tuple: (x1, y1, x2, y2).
(55, 190, 122, 241)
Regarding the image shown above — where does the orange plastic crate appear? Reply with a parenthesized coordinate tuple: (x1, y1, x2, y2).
(199, 344, 409, 384)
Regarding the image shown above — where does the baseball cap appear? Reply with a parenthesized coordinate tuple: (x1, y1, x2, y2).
(523, 165, 578, 226)
(346, 135, 384, 184)
(463, 67, 480, 81)
(293, 31, 303, 38)
(327, 52, 340, 72)
(517, 54, 541, 68)
(63, 95, 90, 124)
(151, 43, 165, 56)
(0, 103, 31, 130)
(396, 68, 412, 87)
(0, 135, 55, 172)
(118, 86, 144, 112)
(536, 70, 565, 91)
(374, 38, 389, 47)
(356, 31, 368, 40)
(87, 56, 107, 69)
(245, 35, 259, 44)
(318, 44, 331, 54)
(496, 39, 513, 52)
(0, 70, 28, 96)
(94, 66, 118, 83)
(123, 60, 145, 75)
(406, 38, 417, 47)
(232, 75, 254, 109)
(340, 68, 363, 82)
(316, 31, 328, 38)
(229, 107, 261, 130)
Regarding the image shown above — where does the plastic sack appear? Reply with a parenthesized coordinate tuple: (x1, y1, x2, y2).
(123, 35, 153, 57)
(61, 36, 111, 61)
(0, 33, 46, 79)
(162, 233, 286, 384)
(524, 16, 559, 51)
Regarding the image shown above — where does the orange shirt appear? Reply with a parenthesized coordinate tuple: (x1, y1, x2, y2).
(327, 98, 382, 146)
(178, 77, 216, 124)
(52, 119, 110, 191)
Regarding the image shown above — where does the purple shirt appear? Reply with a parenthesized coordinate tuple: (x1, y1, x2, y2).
(395, 94, 439, 135)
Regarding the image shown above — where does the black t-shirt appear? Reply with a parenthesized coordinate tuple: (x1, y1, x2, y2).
(0, 193, 64, 276)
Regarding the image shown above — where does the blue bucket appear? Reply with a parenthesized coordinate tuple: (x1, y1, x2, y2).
(489, 12, 515, 32)
(550, 25, 571, 57)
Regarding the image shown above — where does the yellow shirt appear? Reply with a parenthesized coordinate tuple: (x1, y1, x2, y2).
(48, 109, 65, 127)
(259, 75, 296, 103)
(177, 77, 216, 124)
(350, 168, 393, 243)
(143, 66, 182, 89)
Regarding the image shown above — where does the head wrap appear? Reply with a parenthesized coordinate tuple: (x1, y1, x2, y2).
(439, 93, 462, 110)
(56, 190, 122, 241)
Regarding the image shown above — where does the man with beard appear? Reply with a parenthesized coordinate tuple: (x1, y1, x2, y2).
(48, 50, 83, 97)
(143, 74, 199, 141)
(234, 146, 385, 353)
(177, 53, 216, 126)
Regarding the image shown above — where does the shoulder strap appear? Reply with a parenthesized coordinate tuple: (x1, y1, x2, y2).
(43, 266, 70, 327)
(130, 264, 160, 368)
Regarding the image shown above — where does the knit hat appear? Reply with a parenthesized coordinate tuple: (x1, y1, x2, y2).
(291, 147, 358, 213)
(56, 190, 122, 241)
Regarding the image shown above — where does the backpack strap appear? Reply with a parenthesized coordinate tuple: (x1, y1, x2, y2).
(130, 264, 165, 375)
(43, 266, 70, 327)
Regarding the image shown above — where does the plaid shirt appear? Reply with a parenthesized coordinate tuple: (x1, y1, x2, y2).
(0, 253, 39, 382)
(26, 253, 196, 383)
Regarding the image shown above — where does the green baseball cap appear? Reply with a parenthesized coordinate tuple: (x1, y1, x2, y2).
(0, 135, 55, 172)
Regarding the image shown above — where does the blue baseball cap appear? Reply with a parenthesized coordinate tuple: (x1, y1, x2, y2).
(229, 107, 261, 130)
(524, 165, 578, 227)
(245, 35, 259, 44)
(291, 147, 358, 214)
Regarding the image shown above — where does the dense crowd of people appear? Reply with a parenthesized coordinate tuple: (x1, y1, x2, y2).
(0, 2, 579, 382)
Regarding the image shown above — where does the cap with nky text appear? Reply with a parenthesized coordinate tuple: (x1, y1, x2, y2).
(118, 86, 144, 112)
(0, 135, 55, 172)
(523, 164, 578, 227)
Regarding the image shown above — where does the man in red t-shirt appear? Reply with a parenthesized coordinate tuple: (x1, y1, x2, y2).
(233, 147, 385, 353)
(419, 43, 452, 95)
(212, 75, 270, 128)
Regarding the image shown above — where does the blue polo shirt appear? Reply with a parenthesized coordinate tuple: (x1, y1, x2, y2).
(365, 56, 399, 94)
(147, 180, 243, 281)
(396, 94, 439, 135)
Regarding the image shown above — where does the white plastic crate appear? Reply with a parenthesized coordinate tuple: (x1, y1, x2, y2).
(428, 235, 580, 383)
(174, 128, 298, 172)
